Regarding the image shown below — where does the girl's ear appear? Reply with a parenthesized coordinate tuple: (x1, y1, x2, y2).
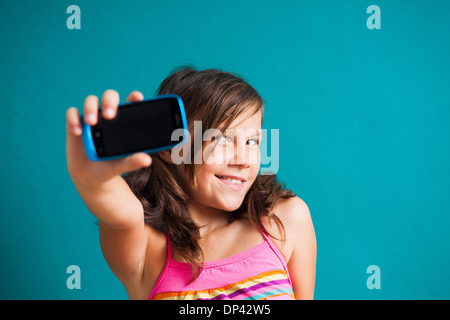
(158, 150, 173, 164)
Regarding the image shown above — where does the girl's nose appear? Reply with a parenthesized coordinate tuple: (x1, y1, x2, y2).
(230, 141, 250, 168)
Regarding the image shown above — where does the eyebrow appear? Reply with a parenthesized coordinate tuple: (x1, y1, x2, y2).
(221, 128, 262, 138)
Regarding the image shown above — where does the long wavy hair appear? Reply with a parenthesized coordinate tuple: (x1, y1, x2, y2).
(123, 66, 295, 280)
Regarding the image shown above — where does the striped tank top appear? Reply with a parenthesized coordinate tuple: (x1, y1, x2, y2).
(148, 225, 295, 300)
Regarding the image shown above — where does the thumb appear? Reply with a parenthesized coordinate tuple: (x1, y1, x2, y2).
(111, 152, 152, 176)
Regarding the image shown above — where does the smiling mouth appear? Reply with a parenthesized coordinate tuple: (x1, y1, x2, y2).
(214, 175, 246, 185)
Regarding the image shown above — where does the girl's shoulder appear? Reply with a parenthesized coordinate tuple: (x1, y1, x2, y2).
(273, 196, 311, 224)
(263, 196, 312, 262)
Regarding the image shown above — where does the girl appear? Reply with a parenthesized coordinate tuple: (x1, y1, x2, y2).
(66, 67, 316, 300)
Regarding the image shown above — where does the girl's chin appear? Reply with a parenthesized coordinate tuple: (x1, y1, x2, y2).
(191, 196, 244, 213)
(216, 198, 246, 212)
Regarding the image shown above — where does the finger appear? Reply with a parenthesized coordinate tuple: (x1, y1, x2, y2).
(66, 107, 88, 165)
(83, 95, 99, 126)
(125, 91, 144, 103)
(101, 89, 120, 120)
(111, 153, 152, 176)
(66, 107, 82, 136)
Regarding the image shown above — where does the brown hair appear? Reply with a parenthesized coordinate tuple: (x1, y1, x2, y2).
(123, 66, 295, 279)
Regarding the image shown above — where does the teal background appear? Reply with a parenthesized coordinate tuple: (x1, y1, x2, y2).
(0, 0, 449, 299)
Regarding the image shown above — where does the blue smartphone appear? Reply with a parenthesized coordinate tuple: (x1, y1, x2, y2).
(81, 94, 188, 161)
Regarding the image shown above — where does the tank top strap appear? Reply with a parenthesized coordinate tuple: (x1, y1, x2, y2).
(165, 233, 173, 258)
(258, 217, 294, 285)
(258, 217, 271, 242)
(147, 233, 172, 300)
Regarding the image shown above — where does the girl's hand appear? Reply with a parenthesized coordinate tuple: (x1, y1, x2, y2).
(66, 90, 152, 185)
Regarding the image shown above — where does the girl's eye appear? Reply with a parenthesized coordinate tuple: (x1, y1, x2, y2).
(213, 135, 230, 143)
(212, 135, 259, 146)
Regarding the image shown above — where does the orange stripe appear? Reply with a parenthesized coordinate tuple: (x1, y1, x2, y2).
(260, 292, 296, 300)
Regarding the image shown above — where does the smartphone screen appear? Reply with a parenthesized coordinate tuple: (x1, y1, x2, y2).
(82, 94, 187, 161)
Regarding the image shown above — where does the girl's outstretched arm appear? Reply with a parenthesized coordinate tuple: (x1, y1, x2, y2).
(66, 90, 164, 296)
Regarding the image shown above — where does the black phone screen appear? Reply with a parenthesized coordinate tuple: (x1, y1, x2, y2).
(91, 97, 184, 158)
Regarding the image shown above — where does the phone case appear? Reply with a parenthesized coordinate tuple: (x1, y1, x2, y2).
(80, 94, 188, 161)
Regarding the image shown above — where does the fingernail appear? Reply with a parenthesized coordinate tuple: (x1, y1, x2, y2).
(104, 108, 114, 118)
(86, 114, 96, 124)
(144, 156, 152, 166)
(71, 126, 82, 135)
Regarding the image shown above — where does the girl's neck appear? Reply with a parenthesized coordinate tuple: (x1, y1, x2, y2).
(187, 201, 233, 237)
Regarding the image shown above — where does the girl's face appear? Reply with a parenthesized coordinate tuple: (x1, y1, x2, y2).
(177, 107, 262, 213)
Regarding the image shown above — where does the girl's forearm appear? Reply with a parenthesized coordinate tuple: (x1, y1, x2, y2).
(72, 175, 144, 229)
